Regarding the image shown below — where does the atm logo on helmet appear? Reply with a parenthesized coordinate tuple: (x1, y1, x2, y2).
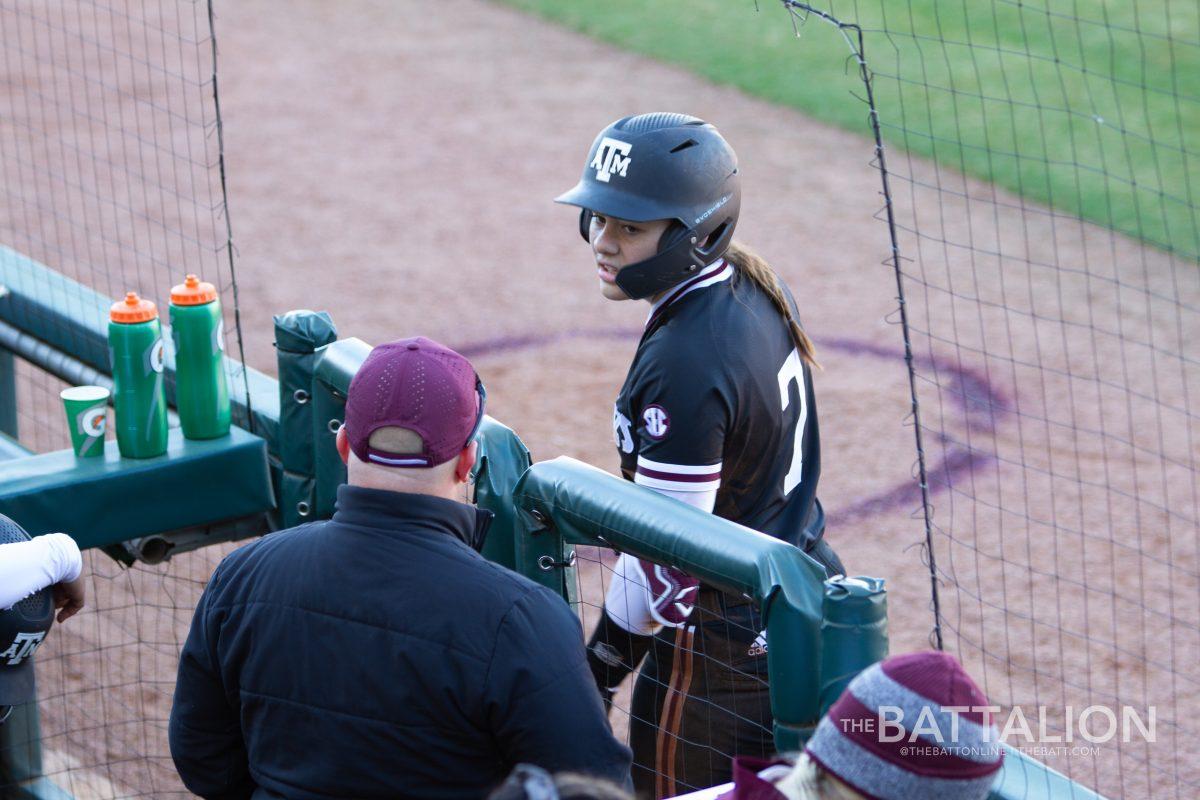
(591, 137, 632, 183)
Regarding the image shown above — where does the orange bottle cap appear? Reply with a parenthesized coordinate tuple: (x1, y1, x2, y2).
(170, 274, 217, 306)
(110, 292, 158, 323)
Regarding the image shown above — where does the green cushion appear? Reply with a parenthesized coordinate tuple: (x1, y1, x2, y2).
(0, 432, 33, 462)
(0, 425, 273, 549)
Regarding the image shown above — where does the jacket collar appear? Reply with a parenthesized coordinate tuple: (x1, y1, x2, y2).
(332, 485, 494, 552)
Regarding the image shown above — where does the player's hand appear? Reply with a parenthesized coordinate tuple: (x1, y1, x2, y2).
(52, 575, 85, 623)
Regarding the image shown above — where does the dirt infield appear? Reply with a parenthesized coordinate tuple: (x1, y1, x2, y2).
(215, 0, 930, 645)
(6, 0, 1197, 796)
(212, 4, 1200, 796)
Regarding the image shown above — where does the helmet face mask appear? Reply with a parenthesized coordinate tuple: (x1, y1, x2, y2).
(557, 113, 741, 300)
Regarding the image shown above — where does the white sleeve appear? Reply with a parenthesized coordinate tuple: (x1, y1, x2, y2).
(649, 485, 717, 513)
(0, 534, 83, 610)
(603, 485, 716, 635)
(604, 553, 660, 636)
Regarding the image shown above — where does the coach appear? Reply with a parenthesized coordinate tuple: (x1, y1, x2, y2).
(169, 337, 631, 799)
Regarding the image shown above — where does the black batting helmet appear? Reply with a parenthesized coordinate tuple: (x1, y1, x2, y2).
(0, 514, 55, 725)
(555, 113, 741, 300)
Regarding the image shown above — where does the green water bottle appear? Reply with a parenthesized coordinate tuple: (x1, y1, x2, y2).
(170, 274, 230, 439)
(109, 292, 168, 458)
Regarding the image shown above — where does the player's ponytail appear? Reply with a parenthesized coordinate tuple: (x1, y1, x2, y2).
(724, 241, 822, 370)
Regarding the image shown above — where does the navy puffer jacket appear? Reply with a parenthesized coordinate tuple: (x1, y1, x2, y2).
(169, 485, 631, 799)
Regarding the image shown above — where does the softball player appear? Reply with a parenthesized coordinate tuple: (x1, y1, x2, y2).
(556, 113, 844, 797)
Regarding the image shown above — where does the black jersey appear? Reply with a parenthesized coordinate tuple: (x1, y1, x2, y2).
(612, 259, 823, 549)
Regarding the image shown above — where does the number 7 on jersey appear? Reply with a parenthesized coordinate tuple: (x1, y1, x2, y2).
(776, 348, 807, 497)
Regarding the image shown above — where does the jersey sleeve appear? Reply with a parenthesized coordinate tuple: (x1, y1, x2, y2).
(628, 348, 730, 494)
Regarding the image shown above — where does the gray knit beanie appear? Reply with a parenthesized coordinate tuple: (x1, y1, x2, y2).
(804, 651, 1004, 800)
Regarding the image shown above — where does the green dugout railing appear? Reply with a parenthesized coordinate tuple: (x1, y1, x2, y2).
(512, 456, 885, 749)
(0, 249, 1107, 800)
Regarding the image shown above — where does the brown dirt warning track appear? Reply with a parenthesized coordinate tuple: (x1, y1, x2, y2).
(10, 0, 1197, 797)
(215, 0, 929, 647)
(211, 4, 1199, 796)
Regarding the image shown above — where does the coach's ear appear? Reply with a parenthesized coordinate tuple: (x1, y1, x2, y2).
(336, 425, 350, 465)
(455, 440, 478, 485)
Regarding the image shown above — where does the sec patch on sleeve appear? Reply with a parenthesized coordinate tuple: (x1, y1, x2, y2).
(642, 404, 670, 439)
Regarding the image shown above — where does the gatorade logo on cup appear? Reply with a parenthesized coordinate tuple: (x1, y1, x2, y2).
(213, 325, 225, 355)
(146, 339, 165, 374)
(80, 407, 106, 437)
(62, 385, 110, 458)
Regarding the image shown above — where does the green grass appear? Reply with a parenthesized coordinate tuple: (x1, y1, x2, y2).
(498, 0, 1200, 260)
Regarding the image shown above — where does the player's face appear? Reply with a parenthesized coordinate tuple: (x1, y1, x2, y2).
(588, 213, 672, 302)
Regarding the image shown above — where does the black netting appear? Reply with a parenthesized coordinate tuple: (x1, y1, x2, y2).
(776, 1, 1199, 795)
(0, 0, 246, 454)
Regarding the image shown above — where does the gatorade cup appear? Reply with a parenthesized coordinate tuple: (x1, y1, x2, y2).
(169, 274, 230, 439)
(60, 385, 109, 458)
(109, 292, 169, 458)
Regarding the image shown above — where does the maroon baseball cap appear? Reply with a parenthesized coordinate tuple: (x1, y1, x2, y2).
(344, 337, 486, 468)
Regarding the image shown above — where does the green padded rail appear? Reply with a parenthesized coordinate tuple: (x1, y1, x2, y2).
(514, 456, 830, 593)
(310, 337, 370, 520)
(474, 422, 535, 574)
(0, 426, 273, 550)
(820, 576, 888, 716)
(0, 431, 33, 461)
(0, 346, 15, 437)
(511, 456, 831, 745)
(275, 311, 339, 528)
